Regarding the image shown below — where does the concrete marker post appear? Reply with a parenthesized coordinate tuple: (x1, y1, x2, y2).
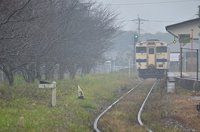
(38, 81, 56, 107)
(19, 117, 24, 127)
(52, 81, 56, 107)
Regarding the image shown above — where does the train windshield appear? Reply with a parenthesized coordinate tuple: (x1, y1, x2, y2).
(136, 47, 146, 53)
(156, 46, 167, 53)
(149, 48, 154, 54)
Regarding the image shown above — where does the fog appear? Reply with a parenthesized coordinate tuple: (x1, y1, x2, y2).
(97, 0, 200, 33)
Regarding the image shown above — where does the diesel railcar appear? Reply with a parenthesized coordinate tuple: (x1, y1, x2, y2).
(136, 39, 170, 79)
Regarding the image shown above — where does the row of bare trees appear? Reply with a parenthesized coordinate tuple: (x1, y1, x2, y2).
(0, 0, 120, 85)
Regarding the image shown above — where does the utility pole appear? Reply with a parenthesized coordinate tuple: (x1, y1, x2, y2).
(131, 15, 148, 71)
(199, 5, 200, 73)
(131, 15, 148, 41)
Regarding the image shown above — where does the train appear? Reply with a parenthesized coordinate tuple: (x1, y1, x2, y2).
(136, 39, 170, 79)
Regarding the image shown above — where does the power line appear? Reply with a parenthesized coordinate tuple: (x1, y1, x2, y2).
(129, 18, 179, 35)
(130, 15, 148, 40)
(128, 20, 178, 23)
(129, 16, 180, 35)
(110, 0, 200, 6)
(148, 20, 179, 22)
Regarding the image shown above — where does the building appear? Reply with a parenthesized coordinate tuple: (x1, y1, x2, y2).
(168, 40, 199, 71)
(166, 17, 200, 72)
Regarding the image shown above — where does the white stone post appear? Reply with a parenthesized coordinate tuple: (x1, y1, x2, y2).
(52, 81, 56, 107)
(38, 81, 56, 107)
(19, 117, 24, 127)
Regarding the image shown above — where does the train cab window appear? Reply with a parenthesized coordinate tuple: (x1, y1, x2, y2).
(136, 47, 146, 53)
(148, 42, 155, 45)
(149, 48, 154, 54)
(156, 46, 167, 53)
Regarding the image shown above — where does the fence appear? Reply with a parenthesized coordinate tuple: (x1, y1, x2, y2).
(180, 48, 199, 80)
(0, 61, 132, 84)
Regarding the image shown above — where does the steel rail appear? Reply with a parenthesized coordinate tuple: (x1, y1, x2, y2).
(137, 81, 157, 132)
(93, 81, 144, 132)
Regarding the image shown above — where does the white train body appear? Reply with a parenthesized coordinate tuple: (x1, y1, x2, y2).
(136, 39, 170, 79)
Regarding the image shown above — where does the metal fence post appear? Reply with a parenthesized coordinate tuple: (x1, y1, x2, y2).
(180, 48, 182, 78)
(197, 49, 199, 81)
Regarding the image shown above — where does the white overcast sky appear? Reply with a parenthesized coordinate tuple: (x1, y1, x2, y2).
(96, 0, 200, 33)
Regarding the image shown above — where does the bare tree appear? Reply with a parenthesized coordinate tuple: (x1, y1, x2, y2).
(0, 0, 121, 85)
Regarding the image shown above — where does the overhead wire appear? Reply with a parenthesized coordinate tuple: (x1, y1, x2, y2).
(103, 0, 199, 33)
(127, 18, 180, 34)
(127, 20, 179, 22)
(109, 0, 200, 6)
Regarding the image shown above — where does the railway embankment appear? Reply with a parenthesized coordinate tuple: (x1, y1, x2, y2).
(167, 72, 200, 91)
(176, 77, 200, 91)
(95, 79, 200, 132)
(142, 81, 200, 132)
(1, 73, 199, 132)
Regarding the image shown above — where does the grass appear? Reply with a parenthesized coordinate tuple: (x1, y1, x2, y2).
(141, 80, 200, 132)
(0, 72, 138, 132)
(98, 79, 156, 132)
(97, 78, 200, 132)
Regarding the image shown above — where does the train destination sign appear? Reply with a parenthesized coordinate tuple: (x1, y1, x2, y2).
(178, 34, 190, 43)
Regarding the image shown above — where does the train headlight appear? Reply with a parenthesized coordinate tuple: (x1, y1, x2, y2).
(163, 58, 165, 64)
(138, 58, 141, 66)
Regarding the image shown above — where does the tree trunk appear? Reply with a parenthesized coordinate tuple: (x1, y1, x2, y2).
(27, 63, 36, 83)
(50, 69, 54, 80)
(27, 70, 35, 83)
(3, 66, 14, 85)
(7, 73, 14, 85)
(70, 72, 76, 80)
(45, 65, 51, 80)
(58, 64, 65, 80)
(36, 63, 41, 80)
(68, 65, 77, 80)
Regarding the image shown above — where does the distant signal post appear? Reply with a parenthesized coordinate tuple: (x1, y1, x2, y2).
(133, 34, 138, 71)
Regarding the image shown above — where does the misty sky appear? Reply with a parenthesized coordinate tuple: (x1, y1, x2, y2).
(96, 0, 200, 34)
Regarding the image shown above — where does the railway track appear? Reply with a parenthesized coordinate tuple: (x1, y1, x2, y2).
(94, 79, 157, 132)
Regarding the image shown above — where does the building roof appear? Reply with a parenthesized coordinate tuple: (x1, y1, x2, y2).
(166, 18, 200, 30)
(166, 17, 200, 39)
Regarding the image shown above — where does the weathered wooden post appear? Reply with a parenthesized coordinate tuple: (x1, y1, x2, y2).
(38, 81, 56, 107)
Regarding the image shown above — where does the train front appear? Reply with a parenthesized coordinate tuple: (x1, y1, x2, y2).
(136, 40, 170, 79)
